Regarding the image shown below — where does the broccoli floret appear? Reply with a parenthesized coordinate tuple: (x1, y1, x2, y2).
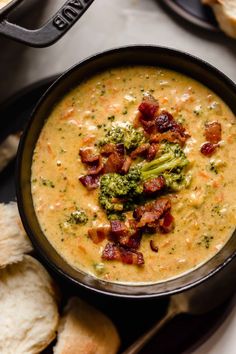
(68, 209, 88, 225)
(162, 171, 191, 191)
(99, 168, 143, 218)
(140, 143, 190, 191)
(99, 123, 145, 150)
(99, 143, 190, 218)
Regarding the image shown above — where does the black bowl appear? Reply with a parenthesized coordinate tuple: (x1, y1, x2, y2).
(16, 45, 236, 298)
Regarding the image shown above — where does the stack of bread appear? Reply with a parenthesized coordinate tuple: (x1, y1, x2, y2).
(0, 202, 120, 354)
(202, 0, 236, 38)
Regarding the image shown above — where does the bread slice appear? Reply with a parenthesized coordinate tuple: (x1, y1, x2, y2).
(54, 297, 120, 354)
(0, 202, 33, 268)
(0, 255, 59, 354)
(0, 134, 19, 172)
(202, 0, 236, 38)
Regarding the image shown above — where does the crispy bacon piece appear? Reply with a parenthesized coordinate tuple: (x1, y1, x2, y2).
(143, 176, 165, 195)
(79, 148, 99, 164)
(133, 198, 171, 229)
(103, 152, 125, 173)
(100, 143, 117, 156)
(116, 143, 125, 156)
(159, 212, 174, 233)
(130, 143, 150, 160)
(109, 220, 142, 249)
(79, 174, 100, 190)
(139, 118, 156, 134)
(121, 156, 132, 174)
(155, 111, 187, 138)
(126, 230, 142, 249)
(88, 226, 111, 244)
(138, 95, 159, 120)
(102, 242, 144, 265)
(130, 143, 158, 161)
(155, 111, 175, 133)
(110, 220, 128, 241)
(87, 155, 104, 175)
(147, 143, 158, 161)
(138, 95, 159, 134)
(200, 142, 217, 156)
(150, 240, 159, 253)
(100, 143, 125, 157)
(205, 122, 222, 144)
(79, 148, 104, 175)
(150, 131, 188, 147)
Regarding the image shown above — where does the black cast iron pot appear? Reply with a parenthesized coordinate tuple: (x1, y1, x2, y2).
(0, 0, 94, 47)
(16, 45, 236, 299)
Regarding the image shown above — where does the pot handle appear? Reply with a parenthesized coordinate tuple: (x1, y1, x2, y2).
(0, 0, 95, 47)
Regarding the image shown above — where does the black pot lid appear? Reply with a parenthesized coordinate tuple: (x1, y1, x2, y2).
(162, 0, 219, 31)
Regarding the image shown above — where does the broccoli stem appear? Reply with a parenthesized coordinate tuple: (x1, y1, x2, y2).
(141, 153, 172, 173)
(140, 143, 189, 183)
(141, 156, 187, 180)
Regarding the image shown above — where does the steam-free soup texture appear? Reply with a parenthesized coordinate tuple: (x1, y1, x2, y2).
(31, 66, 236, 283)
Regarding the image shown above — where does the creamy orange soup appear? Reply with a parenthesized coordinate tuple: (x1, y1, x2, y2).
(31, 66, 236, 284)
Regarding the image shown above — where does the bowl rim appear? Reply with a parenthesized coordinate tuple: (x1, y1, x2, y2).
(16, 44, 236, 298)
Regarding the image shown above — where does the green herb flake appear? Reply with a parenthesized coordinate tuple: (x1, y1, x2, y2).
(107, 115, 115, 122)
(209, 161, 218, 174)
(197, 235, 214, 249)
(41, 178, 55, 188)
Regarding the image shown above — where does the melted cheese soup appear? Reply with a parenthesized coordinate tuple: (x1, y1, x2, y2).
(31, 66, 236, 284)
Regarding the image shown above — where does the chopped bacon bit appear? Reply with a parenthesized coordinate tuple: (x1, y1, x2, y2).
(155, 111, 187, 138)
(133, 112, 142, 128)
(102, 242, 120, 260)
(133, 198, 171, 222)
(139, 118, 156, 134)
(121, 156, 132, 174)
(87, 155, 104, 175)
(200, 142, 217, 156)
(130, 143, 150, 160)
(134, 198, 171, 230)
(102, 242, 144, 265)
(150, 240, 159, 253)
(103, 152, 125, 173)
(79, 174, 100, 190)
(150, 131, 188, 147)
(126, 230, 142, 250)
(143, 176, 166, 195)
(88, 226, 111, 244)
(110, 220, 128, 241)
(130, 143, 158, 161)
(79, 148, 104, 175)
(138, 95, 159, 120)
(155, 111, 175, 133)
(159, 212, 174, 233)
(100, 143, 125, 157)
(109, 220, 142, 249)
(100, 143, 117, 156)
(116, 143, 125, 156)
(79, 148, 99, 164)
(147, 143, 158, 161)
(205, 122, 222, 144)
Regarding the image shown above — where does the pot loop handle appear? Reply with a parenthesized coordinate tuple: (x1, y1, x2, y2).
(0, 0, 95, 47)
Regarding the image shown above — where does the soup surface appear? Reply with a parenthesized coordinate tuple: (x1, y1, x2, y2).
(31, 66, 236, 284)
